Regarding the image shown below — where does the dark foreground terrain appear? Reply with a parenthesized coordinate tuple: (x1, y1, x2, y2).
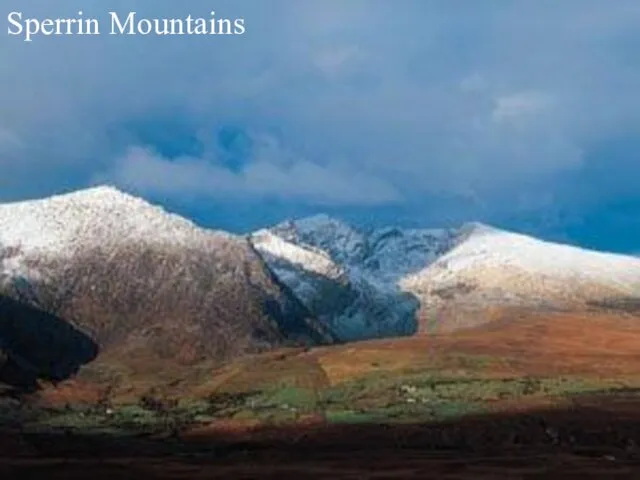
(5, 398, 640, 479)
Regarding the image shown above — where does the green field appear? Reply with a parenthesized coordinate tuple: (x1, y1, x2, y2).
(6, 368, 638, 436)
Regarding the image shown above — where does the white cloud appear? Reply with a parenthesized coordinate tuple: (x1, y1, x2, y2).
(492, 92, 553, 122)
(100, 145, 402, 206)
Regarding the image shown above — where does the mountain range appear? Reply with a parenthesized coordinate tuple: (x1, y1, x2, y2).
(0, 186, 639, 383)
(253, 214, 640, 339)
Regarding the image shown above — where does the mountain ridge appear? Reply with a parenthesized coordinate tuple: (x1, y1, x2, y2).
(251, 211, 640, 339)
(0, 186, 334, 381)
(1, 185, 639, 368)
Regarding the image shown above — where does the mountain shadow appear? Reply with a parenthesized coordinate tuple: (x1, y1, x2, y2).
(0, 295, 98, 390)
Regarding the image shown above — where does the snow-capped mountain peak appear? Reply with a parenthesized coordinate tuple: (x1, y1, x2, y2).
(0, 185, 232, 261)
(252, 215, 640, 339)
(292, 213, 347, 231)
(4, 186, 639, 351)
(0, 187, 333, 368)
(270, 215, 368, 265)
(457, 221, 499, 237)
(251, 215, 467, 340)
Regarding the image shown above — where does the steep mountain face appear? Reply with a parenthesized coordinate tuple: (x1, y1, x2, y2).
(251, 216, 640, 339)
(251, 215, 464, 340)
(0, 187, 333, 375)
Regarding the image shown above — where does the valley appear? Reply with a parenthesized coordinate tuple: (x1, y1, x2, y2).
(3, 311, 640, 477)
(1, 187, 640, 477)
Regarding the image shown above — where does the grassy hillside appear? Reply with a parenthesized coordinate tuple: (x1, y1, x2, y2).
(2, 310, 635, 437)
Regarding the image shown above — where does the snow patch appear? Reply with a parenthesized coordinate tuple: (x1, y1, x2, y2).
(252, 229, 344, 280)
(0, 185, 237, 288)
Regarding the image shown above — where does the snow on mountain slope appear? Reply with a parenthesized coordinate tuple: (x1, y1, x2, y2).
(406, 223, 640, 289)
(0, 186, 333, 371)
(252, 217, 640, 339)
(403, 223, 640, 332)
(0, 186, 224, 257)
(251, 228, 346, 283)
(251, 216, 464, 340)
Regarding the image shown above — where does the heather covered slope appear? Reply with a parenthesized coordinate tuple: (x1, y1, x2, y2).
(0, 187, 333, 370)
(5, 311, 640, 480)
(15, 310, 640, 435)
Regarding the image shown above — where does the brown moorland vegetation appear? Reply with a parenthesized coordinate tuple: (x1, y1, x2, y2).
(4, 310, 640, 478)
